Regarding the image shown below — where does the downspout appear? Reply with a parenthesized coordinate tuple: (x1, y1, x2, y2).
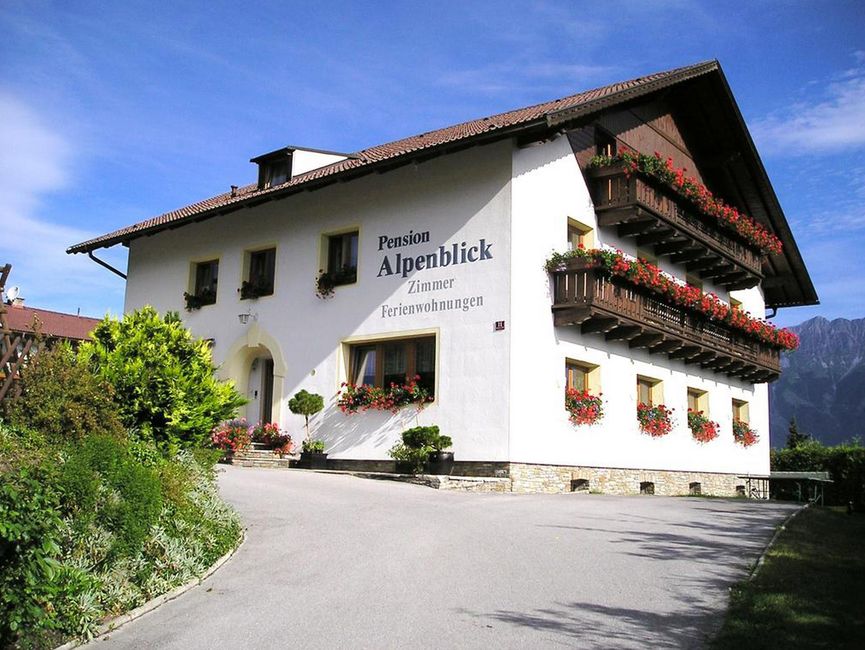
(88, 251, 127, 279)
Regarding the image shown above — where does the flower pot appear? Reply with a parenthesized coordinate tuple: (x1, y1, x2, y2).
(300, 451, 328, 470)
(426, 451, 454, 475)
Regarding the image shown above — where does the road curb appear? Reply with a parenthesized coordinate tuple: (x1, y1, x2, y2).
(54, 529, 246, 649)
(748, 502, 809, 582)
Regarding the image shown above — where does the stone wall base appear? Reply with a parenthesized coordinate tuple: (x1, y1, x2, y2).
(509, 462, 764, 497)
(225, 455, 764, 497)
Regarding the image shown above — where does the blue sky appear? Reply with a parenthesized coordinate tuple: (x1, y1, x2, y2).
(1, 0, 863, 326)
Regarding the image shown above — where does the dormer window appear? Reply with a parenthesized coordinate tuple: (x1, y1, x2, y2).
(251, 148, 294, 190)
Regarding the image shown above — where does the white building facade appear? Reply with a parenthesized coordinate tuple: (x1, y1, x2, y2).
(71, 62, 817, 494)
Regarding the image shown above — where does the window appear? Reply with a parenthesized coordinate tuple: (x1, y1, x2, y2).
(191, 259, 218, 306)
(687, 388, 708, 413)
(263, 161, 289, 188)
(637, 375, 662, 406)
(566, 359, 599, 393)
(567, 219, 594, 250)
(732, 399, 749, 423)
(349, 336, 436, 397)
(595, 129, 617, 157)
(242, 247, 275, 299)
(326, 231, 359, 286)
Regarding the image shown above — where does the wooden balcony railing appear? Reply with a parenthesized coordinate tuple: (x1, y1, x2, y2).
(588, 164, 764, 290)
(551, 259, 780, 383)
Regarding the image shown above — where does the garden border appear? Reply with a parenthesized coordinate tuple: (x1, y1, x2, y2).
(54, 529, 246, 649)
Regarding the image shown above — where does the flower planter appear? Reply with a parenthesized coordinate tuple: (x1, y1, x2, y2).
(426, 451, 455, 475)
(300, 451, 328, 470)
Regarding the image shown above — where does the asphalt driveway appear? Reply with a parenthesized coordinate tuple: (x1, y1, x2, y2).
(96, 466, 798, 649)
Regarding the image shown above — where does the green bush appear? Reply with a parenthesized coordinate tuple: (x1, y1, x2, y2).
(78, 307, 245, 452)
(58, 435, 163, 558)
(388, 425, 452, 474)
(0, 426, 242, 647)
(0, 464, 66, 644)
(5, 343, 124, 442)
(771, 440, 865, 506)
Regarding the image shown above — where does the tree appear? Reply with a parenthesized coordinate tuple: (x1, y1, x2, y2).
(6, 343, 124, 442)
(288, 389, 324, 441)
(77, 307, 245, 451)
(786, 417, 811, 449)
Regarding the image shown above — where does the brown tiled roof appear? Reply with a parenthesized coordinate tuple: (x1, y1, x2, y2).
(68, 61, 720, 254)
(4, 305, 101, 341)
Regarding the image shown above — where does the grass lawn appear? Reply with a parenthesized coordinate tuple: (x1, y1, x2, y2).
(712, 506, 865, 649)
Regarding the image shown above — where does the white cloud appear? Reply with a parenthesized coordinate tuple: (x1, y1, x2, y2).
(752, 65, 865, 155)
(0, 93, 125, 317)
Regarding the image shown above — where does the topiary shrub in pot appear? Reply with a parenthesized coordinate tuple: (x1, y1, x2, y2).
(289, 389, 326, 469)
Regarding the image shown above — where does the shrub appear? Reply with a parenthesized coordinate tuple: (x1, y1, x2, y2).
(5, 343, 124, 442)
(78, 307, 245, 452)
(388, 426, 450, 474)
(771, 440, 865, 507)
(58, 435, 163, 558)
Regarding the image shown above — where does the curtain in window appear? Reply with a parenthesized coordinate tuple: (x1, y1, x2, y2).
(352, 346, 376, 385)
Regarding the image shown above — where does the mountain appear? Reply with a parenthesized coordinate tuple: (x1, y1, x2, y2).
(769, 316, 865, 447)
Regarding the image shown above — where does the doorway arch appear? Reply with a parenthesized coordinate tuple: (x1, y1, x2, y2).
(221, 323, 287, 424)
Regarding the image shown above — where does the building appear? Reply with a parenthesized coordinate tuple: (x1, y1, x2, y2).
(1, 263, 102, 399)
(69, 61, 817, 494)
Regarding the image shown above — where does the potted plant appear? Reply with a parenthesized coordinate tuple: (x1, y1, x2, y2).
(300, 438, 328, 469)
(211, 418, 252, 459)
(289, 389, 326, 468)
(388, 425, 453, 475)
(250, 421, 294, 456)
(565, 388, 604, 426)
(183, 287, 216, 311)
(733, 419, 759, 447)
(239, 277, 273, 300)
(637, 402, 675, 437)
(687, 409, 719, 444)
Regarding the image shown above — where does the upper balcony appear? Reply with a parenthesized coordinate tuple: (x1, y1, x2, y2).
(551, 258, 781, 383)
(587, 163, 764, 291)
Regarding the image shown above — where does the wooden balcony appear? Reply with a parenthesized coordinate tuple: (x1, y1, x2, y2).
(551, 260, 780, 383)
(588, 164, 763, 290)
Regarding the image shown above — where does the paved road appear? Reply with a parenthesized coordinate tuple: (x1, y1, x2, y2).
(96, 466, 797, 649)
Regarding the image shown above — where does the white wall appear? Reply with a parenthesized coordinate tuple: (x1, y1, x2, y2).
(126, 142, 513, 461)
(124, 133, 772, 474)
(508, 135, 770, 475)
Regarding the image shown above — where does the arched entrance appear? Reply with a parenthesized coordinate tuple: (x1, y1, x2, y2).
(222, 323, 287, 425)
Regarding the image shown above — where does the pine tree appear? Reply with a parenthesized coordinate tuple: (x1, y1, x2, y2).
(786, 417, 810, 449)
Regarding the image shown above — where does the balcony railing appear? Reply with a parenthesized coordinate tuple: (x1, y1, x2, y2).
(588, 164, 764, 290)
(551, 259, 780, 383)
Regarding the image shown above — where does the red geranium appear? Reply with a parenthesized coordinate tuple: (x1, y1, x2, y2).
(733, 419, 759, 447)
(637, 402, 675, 437)
(565, 388, 604, 426)
(687, 409, 720, 444)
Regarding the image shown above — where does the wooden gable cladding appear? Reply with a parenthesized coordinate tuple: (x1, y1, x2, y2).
(568, 98, 767, 290)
